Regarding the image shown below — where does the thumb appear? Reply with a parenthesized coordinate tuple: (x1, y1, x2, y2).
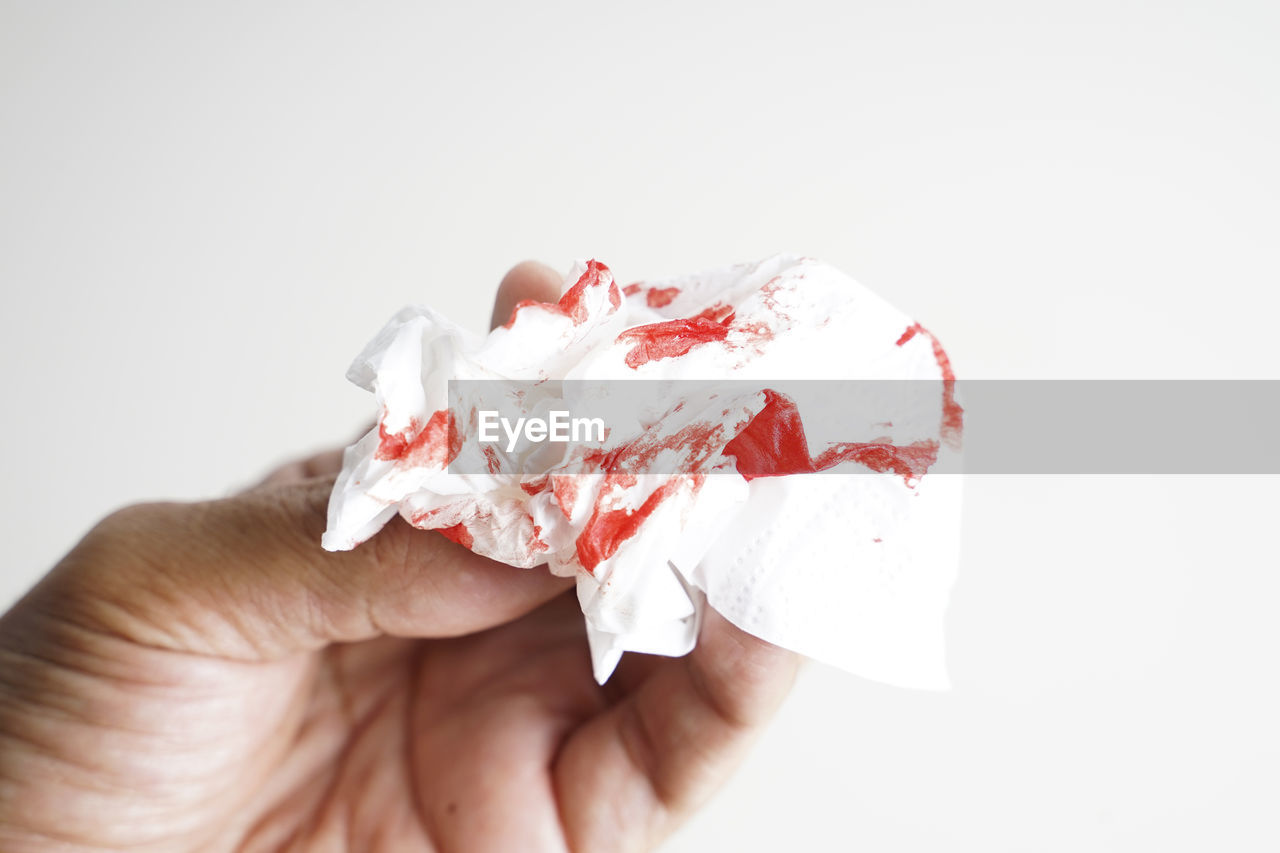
(31, 476, 572, 661)
(18, 258, 578, 661)
(491, 259, 563, 329)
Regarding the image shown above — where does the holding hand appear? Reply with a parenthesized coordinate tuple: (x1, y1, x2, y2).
(0, 262, 798, 853)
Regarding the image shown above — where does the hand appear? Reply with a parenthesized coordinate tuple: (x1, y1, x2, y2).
(0, 263, 799, 852)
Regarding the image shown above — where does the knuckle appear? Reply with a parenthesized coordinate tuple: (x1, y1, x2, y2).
(78, 501, 182, 567)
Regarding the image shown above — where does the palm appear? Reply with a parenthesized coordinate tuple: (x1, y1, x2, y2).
(403, 592, 605, 844)
(230, 591, 610, 850)
(57, 588, 760, 852)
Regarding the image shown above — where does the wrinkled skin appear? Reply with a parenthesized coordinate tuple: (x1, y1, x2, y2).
(0, 262, 798, 852)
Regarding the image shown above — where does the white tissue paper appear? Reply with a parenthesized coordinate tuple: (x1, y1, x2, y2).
(322, 255, 963, 689)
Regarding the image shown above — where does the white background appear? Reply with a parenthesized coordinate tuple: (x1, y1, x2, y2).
(2, 2, 1277, 850)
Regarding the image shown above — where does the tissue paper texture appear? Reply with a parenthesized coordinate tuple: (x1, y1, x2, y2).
(323, 255, 962, 688)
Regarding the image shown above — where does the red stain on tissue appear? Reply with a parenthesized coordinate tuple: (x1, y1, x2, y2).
(503, 260, 617, 329)
(724, 390, 939, 486)
(617, 316, 732, 368)
(520, 477, 548, 497)
(558, 259, 613, 324)
(576, 476, 688, 573)
(551, 475, 582, 519)
(437, 522, 474, 549)
(587, 418, 741, 477)
(646, 286, 680, 308)
(528, 523, 549, 553)
(824, 440, 940, 483)
(692, 302, 735, 324)
(483, 445, 501, 474)
(376, 409, 463, 469)
(896, 323, 964, 449)
(502, 299, 541, 329)
(375, 419, 416, 460)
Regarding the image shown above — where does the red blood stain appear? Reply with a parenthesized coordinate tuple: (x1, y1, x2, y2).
(375, 418, 417, 459)
(896, 323, 964, 449)
(817, 440, 940, 484)
(409, 506, 445, 527)
(636, 420, 728, 473)
(483, 445, 501, 474)
(646, 286, 680, 308)
(617, 316, 732, 368)
(586, 418, 737, 477)
(735, 320, 772, 349)
(607, 472, 638, 489)
(758, 275, 795, 324)
(527, 522, 549, 553)
(375, 409, 463, 469)
(502, 299, 542, 330)
(622, 282, 643, 297)
(575, 476, 687, 573)
(437, 522, 474, 549)
(723, 390, 939, 486)
(557, 259, 611, 324)
(551, 475, 581, 518)
(502, 260, 615, 329)
(519, 476, 547, 496)
(692, 302, 735, 324)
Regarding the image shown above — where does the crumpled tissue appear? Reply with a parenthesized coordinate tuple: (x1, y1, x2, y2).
(322, 255, 963, 688)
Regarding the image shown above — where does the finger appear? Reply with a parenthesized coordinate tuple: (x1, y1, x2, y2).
(490, 260, 563, 330)
(409, 591, 601, 851)
(255, 446, 346, 488)
(46, 476, 573, 661)
(553, 609, 800, 851)
(254, 418, 375, 489)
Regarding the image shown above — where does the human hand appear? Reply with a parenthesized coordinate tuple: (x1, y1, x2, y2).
(0, 263, 799, 852)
